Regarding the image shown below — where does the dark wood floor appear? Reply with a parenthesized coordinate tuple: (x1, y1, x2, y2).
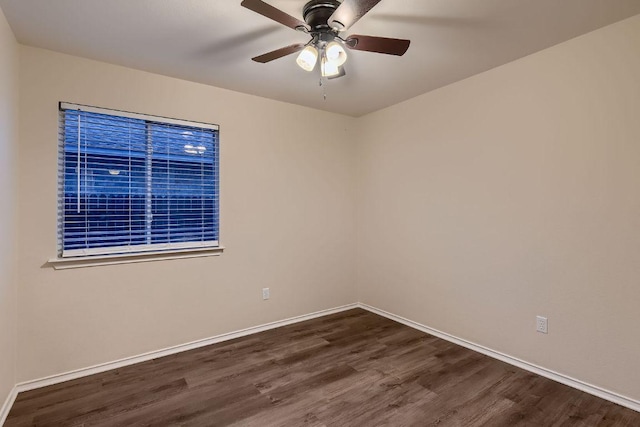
(6, 309, 640, 426)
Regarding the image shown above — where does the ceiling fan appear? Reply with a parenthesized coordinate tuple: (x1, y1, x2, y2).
(241, 0, 410, 79)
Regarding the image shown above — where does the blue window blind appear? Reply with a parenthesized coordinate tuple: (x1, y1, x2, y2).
(58, 103, 219, 257)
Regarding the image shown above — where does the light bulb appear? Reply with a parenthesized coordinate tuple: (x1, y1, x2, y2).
(325, 41, 347, 66)
(321, 57, 340, 77)
(296, 46, 318, 72)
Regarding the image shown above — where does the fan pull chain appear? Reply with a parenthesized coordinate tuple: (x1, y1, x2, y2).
(319, 76, 327, 101)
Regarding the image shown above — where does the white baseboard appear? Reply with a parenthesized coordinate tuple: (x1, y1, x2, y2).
(357, 302, 640, 413)
(14, 303, 359, 395)
(4, 301, 639, 422)
(0, 386, 17, 426)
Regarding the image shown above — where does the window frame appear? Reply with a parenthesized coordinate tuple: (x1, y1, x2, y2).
(53, 102, 222, 267)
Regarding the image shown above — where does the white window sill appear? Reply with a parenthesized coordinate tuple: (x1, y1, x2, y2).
(47, 246, 225, 270)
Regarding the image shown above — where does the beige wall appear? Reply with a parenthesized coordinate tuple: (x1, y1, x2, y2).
(0, 6, 18, 408)
(16, 46, 357, 382)
(356, 14, 640, 400)
(9, 10, 640, 406)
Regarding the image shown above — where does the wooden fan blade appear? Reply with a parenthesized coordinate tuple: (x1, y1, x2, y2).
(241, 0, 308, 31)
(345, 35, 410, 56)
(329, 0, 382, 31)
(252, 43, 305, 63)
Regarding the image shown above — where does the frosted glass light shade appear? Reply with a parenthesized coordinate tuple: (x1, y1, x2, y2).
(296, 46, 318, 72)
(325, 41, 347, 66)
(321, 57, 340, 77)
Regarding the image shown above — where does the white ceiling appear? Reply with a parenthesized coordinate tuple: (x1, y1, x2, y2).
(2, 0, 640, 116)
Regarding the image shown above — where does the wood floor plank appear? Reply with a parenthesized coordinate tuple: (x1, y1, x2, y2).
(6, 308, 640, 426)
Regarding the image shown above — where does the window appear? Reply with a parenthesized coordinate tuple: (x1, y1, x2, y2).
(58, 103, 219, 258)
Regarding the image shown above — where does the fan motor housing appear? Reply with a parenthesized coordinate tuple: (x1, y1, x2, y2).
(302, 0, 341, 31)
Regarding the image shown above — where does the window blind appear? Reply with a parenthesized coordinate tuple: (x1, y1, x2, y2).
(58, 103, 219, 257)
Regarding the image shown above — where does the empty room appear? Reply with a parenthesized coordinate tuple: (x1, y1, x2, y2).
(1, 0, 640, 425)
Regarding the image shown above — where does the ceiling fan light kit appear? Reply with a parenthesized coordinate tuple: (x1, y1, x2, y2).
(241, 0, 410, 81)
(296, 38, 347, 77)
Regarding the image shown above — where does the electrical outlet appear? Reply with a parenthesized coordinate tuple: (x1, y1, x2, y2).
(536, 316, 548, 334)
(262, 288, 270, 300)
